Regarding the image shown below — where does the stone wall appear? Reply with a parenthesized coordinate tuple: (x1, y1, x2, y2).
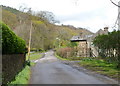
(2, 54, 26, 84)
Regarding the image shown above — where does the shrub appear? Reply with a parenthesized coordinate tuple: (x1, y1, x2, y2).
(56, 47, 76, 58)
(93, 30, 120, 63)
(56, 47, 84, 60)
(1, 22, 26, 54)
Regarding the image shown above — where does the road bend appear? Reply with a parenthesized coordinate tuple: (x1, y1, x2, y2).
(29, 50, 118, 84)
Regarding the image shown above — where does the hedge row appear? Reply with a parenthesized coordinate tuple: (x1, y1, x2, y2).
(0, 22, 26, 54)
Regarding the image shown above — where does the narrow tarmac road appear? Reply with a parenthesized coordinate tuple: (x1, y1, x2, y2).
(29, 50, 118, 84)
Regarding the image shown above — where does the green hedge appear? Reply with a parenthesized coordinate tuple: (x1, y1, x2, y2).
(0, 22, 26, 54)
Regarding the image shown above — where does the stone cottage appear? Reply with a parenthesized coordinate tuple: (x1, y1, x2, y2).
(70, 27, 109, 57)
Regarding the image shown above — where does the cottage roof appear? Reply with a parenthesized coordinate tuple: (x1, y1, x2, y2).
(70, 36, 87, 42)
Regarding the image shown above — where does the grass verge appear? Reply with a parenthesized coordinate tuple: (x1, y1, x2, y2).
(26, 52, 43, 60)
(8, 65, 30, 85)
(7, 62, 35, 85)
(79, 58, 120, 80)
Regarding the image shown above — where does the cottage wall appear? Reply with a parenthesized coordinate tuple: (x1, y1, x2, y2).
(77, 41, 89, 57)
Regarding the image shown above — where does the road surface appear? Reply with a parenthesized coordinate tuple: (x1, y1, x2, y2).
(30, 50, 118, 84)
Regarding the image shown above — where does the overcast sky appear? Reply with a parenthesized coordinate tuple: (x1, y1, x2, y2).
(0, 0, 119, 32)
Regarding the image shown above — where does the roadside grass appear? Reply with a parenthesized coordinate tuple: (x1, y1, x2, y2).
(79, 58, 120, 80)
(7, 65, 31, 85)
(7, 52, 43, 85)
(56, 53, 119, 80)
(26, 52, 42, 60)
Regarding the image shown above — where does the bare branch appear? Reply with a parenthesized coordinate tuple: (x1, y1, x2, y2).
(110, 0, 120, 7)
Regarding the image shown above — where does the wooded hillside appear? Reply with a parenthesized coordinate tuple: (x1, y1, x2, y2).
(2, 5, 93, 50)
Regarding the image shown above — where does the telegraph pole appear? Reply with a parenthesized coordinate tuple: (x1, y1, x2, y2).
(28, 20, 32, 61)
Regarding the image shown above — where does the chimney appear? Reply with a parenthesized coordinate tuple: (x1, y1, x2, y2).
(104, 27, 108, 34)
(80, 31, 83, 38)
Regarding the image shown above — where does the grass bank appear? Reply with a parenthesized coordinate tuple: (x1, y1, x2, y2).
(56, 53, 120, 81)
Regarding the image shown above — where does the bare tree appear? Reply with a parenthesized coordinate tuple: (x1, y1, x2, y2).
(35, 11, 59, 24)
(110, 0, 120, 30)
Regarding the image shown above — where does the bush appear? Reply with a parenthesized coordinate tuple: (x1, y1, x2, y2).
(1, 22, 26, 54)
(56, 47, 84, 60)
(56, 47, 77, 58)
(93, 30, 120, 63)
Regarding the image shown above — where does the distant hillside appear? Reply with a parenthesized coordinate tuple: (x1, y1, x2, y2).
(1, 5, 93, 50)
(61, 24, 94, 36)
(1, 5, 20, 14)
